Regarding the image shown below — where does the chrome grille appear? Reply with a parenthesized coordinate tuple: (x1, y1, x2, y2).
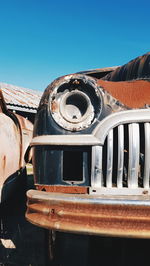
(90, 116, 150, 195)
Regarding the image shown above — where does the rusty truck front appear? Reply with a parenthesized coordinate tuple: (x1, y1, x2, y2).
(26, 52, 150, 238)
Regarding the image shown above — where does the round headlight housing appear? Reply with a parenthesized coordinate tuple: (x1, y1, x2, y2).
(49, 75, 102, 131)
(60, 90, 94, 123)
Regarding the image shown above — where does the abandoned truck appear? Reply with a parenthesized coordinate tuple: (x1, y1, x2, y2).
(0, 89, 33, 203)
(26, 52, 150, 238)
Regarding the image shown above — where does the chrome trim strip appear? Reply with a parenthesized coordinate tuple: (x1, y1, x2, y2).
(117, 125, 124, 188)
(144, 123, 150, 188)
(31, 110, 150, 147)
(106, 129, 113, 188)
(91, 146, 103, 187)
(128, 123, 140, 188)
(94, 109, 150, 145)
(31, 135, 100, 146)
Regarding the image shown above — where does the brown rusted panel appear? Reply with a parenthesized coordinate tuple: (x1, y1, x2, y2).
(36, 184, 88, 194)
(98, 79, 150, 108)
(98, 52, 150, 108)
(16, 114, 33, 166)
(26, 189, 150, 238)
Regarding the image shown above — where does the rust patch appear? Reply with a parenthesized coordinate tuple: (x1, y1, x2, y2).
(36, 185, 88, 194)
(0, 89, 33, 194)
(51, 100, 59, 112)
(73, 80, 80, 85)
(26, 190, 150, 238)
(98, 79, 150, 108)
(2, 155, 6, 169)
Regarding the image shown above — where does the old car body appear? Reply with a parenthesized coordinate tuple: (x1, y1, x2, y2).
(0, 89, 33, 203)
(26, 52, 150, 238)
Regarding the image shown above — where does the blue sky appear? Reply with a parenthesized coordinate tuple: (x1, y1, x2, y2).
(0, 0, 149, 91)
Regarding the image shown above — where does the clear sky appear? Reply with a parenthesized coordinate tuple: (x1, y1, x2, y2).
(0, 0, 149, 91)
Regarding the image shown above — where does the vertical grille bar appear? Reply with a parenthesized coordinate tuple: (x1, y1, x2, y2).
(106, 129, 113, 188)
(144, 123, 150, 188)
(91, 146, 103, 187)
(117, 125, 124, 188)
(128, 123, 140, 188)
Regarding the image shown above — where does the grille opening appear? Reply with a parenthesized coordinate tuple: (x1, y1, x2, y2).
(101, 122, 147, 189)
(63, 151, 83, 183)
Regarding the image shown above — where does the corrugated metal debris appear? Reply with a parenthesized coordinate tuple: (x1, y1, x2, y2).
(0, 82, 42, 113)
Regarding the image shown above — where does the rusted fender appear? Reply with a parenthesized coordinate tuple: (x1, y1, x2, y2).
(26, 189, 150, 239)
(0, 112, 21, 188)
(16, 114, 33, 166)
(98, 52, 150, 108)
(0, 89, 33, 201)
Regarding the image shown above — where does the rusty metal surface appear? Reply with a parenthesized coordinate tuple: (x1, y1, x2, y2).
(0, 82, 42, 113)
(16, 114, 33, 167)
(36, 73, 127, 136)
(27, 52, 150, 238)
(102, 52, 150, 81)
(39, 74, 127, 114)
(99, 53, 150, 108)
(98, 79, 150, 108)
(26, 189, 150, 238)
(0, 89, 33, 201)
(36, 184, 88, 194)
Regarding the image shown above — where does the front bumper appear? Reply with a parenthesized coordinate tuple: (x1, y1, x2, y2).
(26, 189, 150, 238)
